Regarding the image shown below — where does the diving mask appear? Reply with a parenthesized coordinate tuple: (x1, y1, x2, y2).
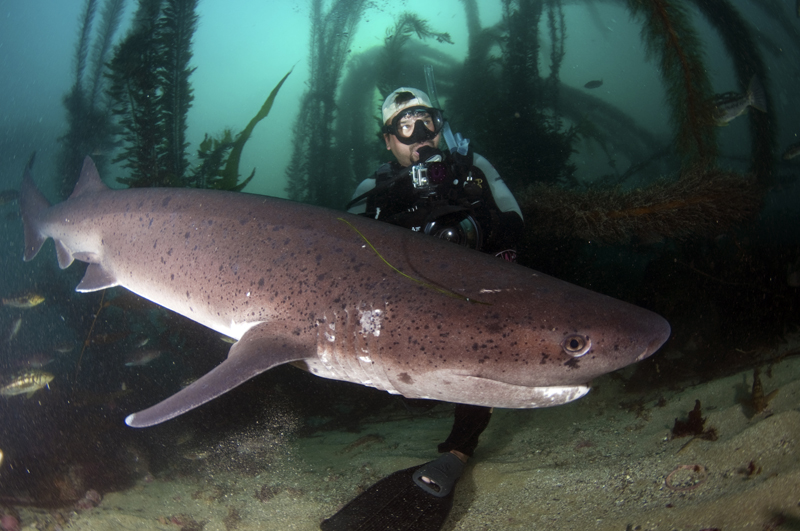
(382, 106, 445, 145)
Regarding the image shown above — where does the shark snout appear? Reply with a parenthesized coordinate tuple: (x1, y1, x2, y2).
(634, 314, 671, 362)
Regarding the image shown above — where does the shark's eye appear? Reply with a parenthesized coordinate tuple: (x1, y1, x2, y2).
(562, 335, 591, 357)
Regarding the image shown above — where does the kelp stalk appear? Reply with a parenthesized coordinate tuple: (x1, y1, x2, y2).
(285, 0, 367, 207)
(627, 0, 717, 165)
(159, 0, 199, 183)
(57, 0, 123, 199)
(545, 0, 566, 113)
(88, 0, 125, 108)
(689, 0, 776, 183)
(110, 0, 201, 188)
(74, 0, 97, 94)
(109, 0, 164, 187)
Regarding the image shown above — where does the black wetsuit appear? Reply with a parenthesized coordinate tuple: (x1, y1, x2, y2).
(352, 155, 523, 261)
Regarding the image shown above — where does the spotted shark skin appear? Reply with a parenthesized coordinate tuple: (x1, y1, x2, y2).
(19, 156, 670, 427)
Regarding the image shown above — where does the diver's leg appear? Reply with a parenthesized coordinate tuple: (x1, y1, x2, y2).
(320, 404, 492, 531)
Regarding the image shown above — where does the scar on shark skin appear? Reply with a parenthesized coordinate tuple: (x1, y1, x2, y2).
(337, 217, 490, 305)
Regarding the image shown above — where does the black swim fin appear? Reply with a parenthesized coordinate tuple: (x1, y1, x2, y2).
(320, 453, 465, 531)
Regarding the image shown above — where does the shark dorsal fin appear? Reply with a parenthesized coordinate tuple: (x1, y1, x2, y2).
(69, 157, 110, 199)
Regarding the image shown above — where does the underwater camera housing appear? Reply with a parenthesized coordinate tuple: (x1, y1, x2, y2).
(410, 146, 450, 195)
(410, 147, 483, 250)
(424, 212, 482, 250)
(410, 159, 449, 194)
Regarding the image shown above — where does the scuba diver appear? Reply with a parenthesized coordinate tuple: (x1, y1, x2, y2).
(322, 88, 524, 530)
(347, 87, 523, 260)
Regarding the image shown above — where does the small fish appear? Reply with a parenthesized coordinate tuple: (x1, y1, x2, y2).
(8, 317, 22, 342)
(712, 76, 767, 126)
(0, 189, 19, 206)
(124, 349, 162, 367)
(2, 293, 44, 309)
(782, 141, 800, 160)
(132, 336, 150, 348)
(53, 341, 76, 354)
(584, 79, 603, 89)
(182, 450, 210, 461)
(0, 370, 54, 398)
(22, 352, 55, 369)
(175, 431, 195, 446)
(90, 330, 130, 346)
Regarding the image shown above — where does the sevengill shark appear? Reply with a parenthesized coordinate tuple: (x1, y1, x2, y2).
(19, 156, 670, 427)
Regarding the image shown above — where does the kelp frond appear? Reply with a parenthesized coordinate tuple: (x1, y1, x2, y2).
(387, 12, 451, 45)
(109, 0, 205, 188)
(689, 0, 776, 183)
(109, 0, 165, 188)
(159, 0, 199, 183)
(88, 0, 125, 108)
(187, 130, 234, 189)
(285, 0, 368, 207)
(57, 0, 122, 199)
(519, 165, 761, 243)
(206, 68, 293, 192)
(74, 0, 98, 94)
(627, 0, 717, 165)
(501, 0, 543, 103)
(377, 13, 453, 96)
(545, 0, 566, 111)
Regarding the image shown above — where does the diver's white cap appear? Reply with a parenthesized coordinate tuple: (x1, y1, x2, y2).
(382, 87, 434, 124)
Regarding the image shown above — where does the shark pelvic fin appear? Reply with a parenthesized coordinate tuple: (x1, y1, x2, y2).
(125, 321, 314, 427)
(55, 241, 74, 269)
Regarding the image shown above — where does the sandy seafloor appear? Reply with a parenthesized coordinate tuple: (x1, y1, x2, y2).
(10, 338, 800, 531)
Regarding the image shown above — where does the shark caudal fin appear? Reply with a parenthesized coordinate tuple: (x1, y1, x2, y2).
(19, 153, 51, 262)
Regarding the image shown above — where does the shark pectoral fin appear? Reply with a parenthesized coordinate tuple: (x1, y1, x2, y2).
(125, 322, 313, 428)
(75, 263, 119, 292)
